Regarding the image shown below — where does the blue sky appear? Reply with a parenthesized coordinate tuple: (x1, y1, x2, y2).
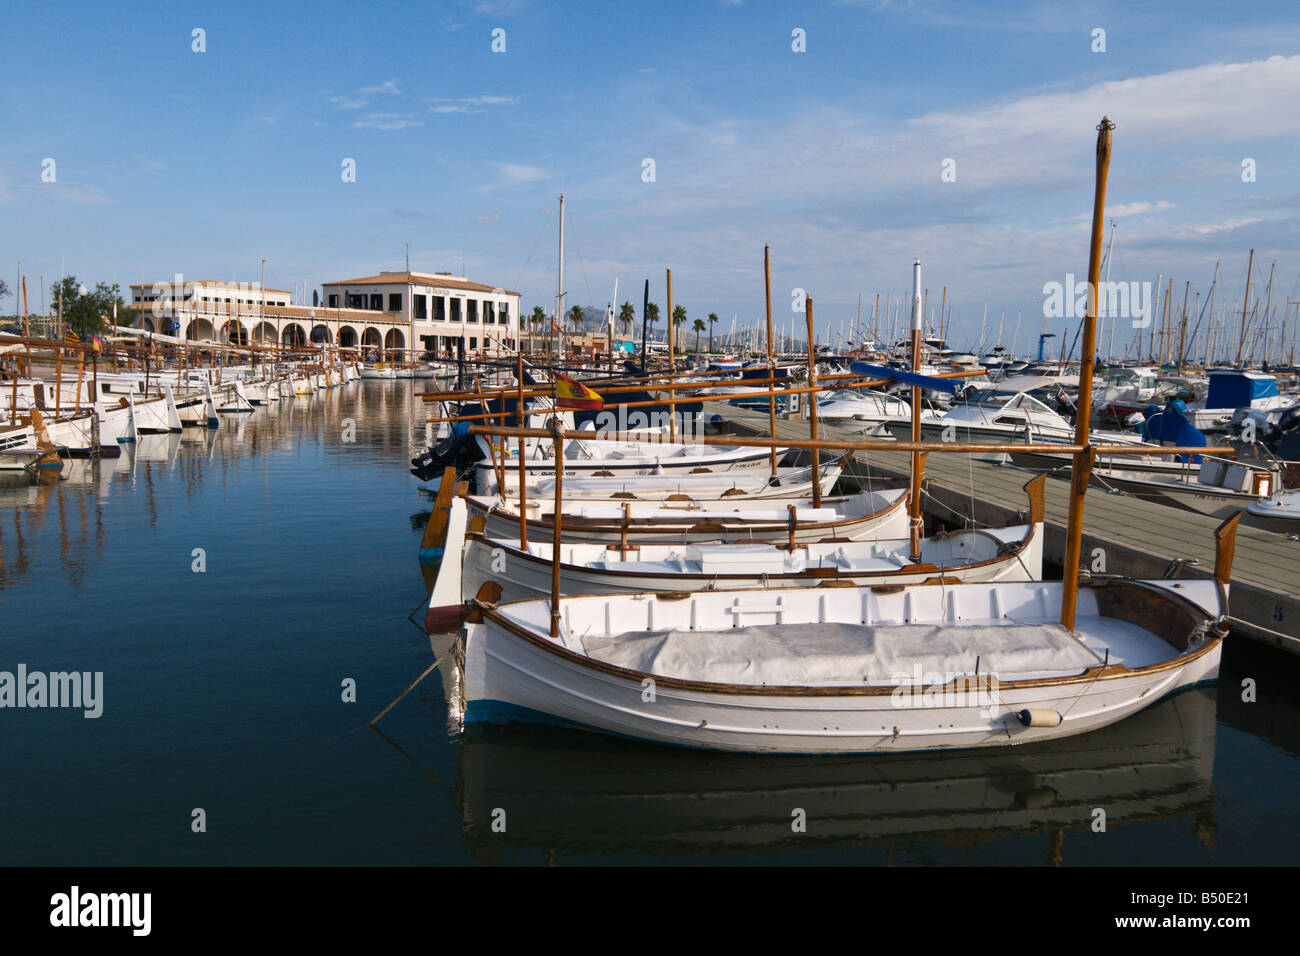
(4, 0, 1300, 354)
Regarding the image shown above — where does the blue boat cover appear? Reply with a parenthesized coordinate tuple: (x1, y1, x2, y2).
(1206, 370, 1279, 409)
(1141, 400, 1205, 462)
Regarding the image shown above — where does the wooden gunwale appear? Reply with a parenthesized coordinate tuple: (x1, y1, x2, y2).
(473, 580, 1222, 698)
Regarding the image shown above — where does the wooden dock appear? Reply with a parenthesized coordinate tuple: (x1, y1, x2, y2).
(707, 401, 1300, 656)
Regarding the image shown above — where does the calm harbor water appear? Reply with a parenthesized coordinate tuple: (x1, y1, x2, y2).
(2, 381, 1299, 866)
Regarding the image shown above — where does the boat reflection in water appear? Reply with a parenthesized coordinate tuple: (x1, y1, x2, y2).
(451, 680, 1216, 859)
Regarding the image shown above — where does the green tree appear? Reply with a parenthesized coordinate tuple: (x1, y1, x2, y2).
(707, 312, 719, 354)
(645, 302, 660, 334)
(671, 304, 687, 347)
(566, 304, 585, 335)
(50, 276, 128, 338)
(0, 278, 10, 307)
(692, 317, 706, 355)
(618, 300, 636, 337)
(529, 304, 547, 351)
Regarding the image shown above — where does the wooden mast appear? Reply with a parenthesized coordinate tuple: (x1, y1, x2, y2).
(908, 260, 925, 560)
(517, 352, 528, 548)
(1177, 281, 1190, 375)
(764, 245, 777, 477)
(549, 386, 564, 640)
(1061, 116, 1114, 633)
(666, 268, 676, 442)
(805, 294, 820, 508)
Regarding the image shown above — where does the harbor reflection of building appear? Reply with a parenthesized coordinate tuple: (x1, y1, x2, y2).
(449, 682, 1218, 863)
(0, 382, 428, 589)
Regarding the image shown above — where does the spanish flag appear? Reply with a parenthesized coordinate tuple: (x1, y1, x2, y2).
(92, 336, 104, 353)
(555, 373, 603, 410)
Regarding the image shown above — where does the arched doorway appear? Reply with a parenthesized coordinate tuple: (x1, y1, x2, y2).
(361, 327, 382, 358)
(186, 318, 215, 342)
(225, 321, 249, 345)
(338, 325, 358, 348)
(384, 328, 405, 359)
(252, 321, 277, 344)
(310, 324, 333, 345)
(281, 324, 307, 347)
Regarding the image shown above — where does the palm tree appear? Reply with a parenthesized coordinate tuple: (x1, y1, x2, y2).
(645, 302, 660, 340)
(707, 312, 719, 354)
(692, 317, 706, 356)
(618, 300, 636, 338)
(671, 305, 687, 350)
(566, 305, 585, 357)
(567, 304, 585, 335)
(529, 305, 547, 353)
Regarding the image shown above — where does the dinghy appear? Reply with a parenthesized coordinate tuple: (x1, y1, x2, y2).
(454, 516, 1233, 753)
(526, 454, 846, 501)
(463, 486, 909, 545)
(474, 431, 789, 495)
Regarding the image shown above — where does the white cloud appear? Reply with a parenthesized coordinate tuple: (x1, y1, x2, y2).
(359, 79, 401, 95)
(429, 95, 517, 114)
(496, 162, 546, 184)
(472, 0, 528, 14)
(1106, 200, 1176, 217)
(352, 113, 422, 130)
(330, 95, 367, 110)
(476, 212, 502, 224)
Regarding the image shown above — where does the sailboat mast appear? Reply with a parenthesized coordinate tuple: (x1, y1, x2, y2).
(908, 259, 924, 561)
(1236, 249, 1253, 368)
(1061, 116, 1113, 632)
(556, 193, 566, 362)
(1100, 220, 1115, 361)
(1204, 261, 1219, 367)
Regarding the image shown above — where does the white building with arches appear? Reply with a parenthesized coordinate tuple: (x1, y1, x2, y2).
(320, 271, 520, 358)
(129, 270, 521, 359)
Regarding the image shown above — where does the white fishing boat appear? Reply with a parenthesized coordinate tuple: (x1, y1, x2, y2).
(526, 455, 845, 501)
(428, 476, 1045, 628)
(473, 431, 791, 495)
(0, 418, 61, 472)
(464, 486, 909, 545)
(455, 549, 1231, 753)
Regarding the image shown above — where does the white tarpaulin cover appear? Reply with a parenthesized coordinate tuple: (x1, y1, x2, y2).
(580, 621, 1103, 686)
